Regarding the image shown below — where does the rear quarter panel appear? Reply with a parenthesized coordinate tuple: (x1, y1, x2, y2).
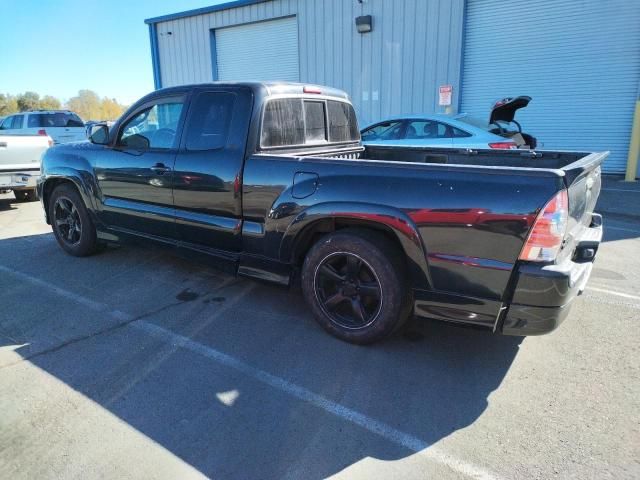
(243, 154, 563, 303)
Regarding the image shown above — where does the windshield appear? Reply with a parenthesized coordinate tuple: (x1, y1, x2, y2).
(28, 112, 84, 128)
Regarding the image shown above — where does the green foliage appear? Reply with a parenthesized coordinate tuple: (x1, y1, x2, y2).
(17, 91, 41, 111)
(66, 90, 126, 121)
(0, 94, 19, 116)
(39, 95, 62, 110)
(0, 90, 127, 121)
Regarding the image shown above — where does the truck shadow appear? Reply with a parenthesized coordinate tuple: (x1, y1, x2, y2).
(0, 195, 18, 211)
(1, 235, 522, 479)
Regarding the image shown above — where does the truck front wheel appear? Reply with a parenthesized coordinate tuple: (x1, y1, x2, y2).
(49, 184, 98, 257)
(301, 230, 411, 344)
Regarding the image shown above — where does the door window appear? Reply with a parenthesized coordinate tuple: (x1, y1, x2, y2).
(4, 115, 24, 129)
(361, 121, 403, 141)
(119, 101, 184, 150)
(404, 120, 452, 139)
(184, 92, 235, 151)
(27, 112, 84, 128)
(0, 116, 13, 129)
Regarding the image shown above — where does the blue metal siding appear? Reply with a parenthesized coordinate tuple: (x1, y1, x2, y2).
(148, 23, 162, 89)
(461, 0, 640, 173)
(150, 0, 465, 126)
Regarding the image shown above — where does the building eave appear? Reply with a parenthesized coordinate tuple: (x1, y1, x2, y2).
(144, 0, 271, 25)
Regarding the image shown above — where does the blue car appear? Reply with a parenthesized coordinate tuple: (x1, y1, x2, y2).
(361, 96, 537, 150)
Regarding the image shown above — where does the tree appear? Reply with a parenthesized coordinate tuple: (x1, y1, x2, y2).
(39, 95, 61, 110)
(0, 94, 18, 116)
(66, 89, 101, 120)
(17, 91, 41, 112)
(100, 97, 126, 121)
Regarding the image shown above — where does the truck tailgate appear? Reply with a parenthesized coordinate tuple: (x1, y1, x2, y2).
(561, 151, 607, 260)
(0, 135, 49, 168)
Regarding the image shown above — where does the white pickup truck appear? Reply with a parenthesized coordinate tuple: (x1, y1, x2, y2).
(0, 134, 51, 201)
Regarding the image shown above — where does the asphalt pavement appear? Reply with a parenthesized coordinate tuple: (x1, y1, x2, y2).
(0, 177, 638, 480)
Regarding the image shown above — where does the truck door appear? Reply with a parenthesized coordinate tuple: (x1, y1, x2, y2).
(172, 88, 252, 252)
(94, 94, 187, 239)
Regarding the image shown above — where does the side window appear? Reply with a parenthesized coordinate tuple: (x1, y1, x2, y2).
(27, 115, 41, 128)
(184, 92, 235, 151)
(451, 126, 472, 138)
(304, 100, 326, 143)
(404, 120, 450, 139)
(119, 100, 184, 150)
(361, 121, 403, 141)
(0, 116, 13, 130)
(261, 99, 304, 147)
(11, 115, 24, 129)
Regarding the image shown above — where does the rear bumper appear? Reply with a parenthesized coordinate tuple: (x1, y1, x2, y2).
(0, 171, 39, 190)
(501, 214, 603, 335)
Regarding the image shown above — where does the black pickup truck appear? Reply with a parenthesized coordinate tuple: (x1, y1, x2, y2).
(38, 82, 605, 344)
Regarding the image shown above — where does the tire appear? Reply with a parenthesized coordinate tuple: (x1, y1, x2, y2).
(14, 189, 37, 202)
(301, 229, 412, 344)
(48, 184, 98, 257)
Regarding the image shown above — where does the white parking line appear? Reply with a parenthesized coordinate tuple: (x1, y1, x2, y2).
(606, 225, 640, 234)
(601, 188, 640, 193)
(587, 286, 640, 302)
(0, 264, 501, 480)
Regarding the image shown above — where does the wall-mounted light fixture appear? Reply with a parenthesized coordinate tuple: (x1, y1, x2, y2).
(355, 15, 372, 34)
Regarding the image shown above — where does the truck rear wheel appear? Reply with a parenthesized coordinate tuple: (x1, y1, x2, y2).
(301, 229, 411, 344)
(49, 184, 98, 257)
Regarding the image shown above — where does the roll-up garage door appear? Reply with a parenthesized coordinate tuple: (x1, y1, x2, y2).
(215, 16, 299, 82)
(461, 0, 640, 174)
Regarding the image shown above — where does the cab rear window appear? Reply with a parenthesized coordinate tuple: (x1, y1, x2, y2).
(28, 113, 84, 128)
(261, 98, 359, 148)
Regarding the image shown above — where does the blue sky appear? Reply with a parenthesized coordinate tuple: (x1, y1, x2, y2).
(1, 1, 225, 105)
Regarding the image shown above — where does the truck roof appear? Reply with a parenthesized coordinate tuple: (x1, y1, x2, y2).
(151, 82, 350, 101)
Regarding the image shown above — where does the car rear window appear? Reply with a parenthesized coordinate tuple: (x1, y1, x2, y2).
(28, 113, 84, 128)
(261, 98, 359, 148)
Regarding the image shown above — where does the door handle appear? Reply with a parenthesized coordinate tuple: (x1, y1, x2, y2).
(151, 163, 171, 174)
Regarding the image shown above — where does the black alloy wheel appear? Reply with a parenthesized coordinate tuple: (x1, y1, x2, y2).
(48, 184, 98, 257)
(53, 196, 82, 245)
(302, 229, 412, 344)
(314, 252, 383, 330)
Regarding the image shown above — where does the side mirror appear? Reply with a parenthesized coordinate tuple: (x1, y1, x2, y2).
(89, 124, 109, 145)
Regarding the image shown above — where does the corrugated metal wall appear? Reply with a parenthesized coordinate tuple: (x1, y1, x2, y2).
(461, 0, 640, 174)
(154, 0, 464, 126)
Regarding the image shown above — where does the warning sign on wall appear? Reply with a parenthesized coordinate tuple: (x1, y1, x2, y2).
(439, 85, 452, 106)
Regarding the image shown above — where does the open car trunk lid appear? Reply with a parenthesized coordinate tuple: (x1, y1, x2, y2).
(489, 96, 531, 125)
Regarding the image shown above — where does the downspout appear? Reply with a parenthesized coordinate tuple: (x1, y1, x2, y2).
(148, 23, 163, 90)
(625, 84, 639, 181)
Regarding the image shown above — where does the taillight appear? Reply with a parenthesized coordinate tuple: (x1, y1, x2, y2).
(303, 86, 322, 94)
(47, 136, 53, 147)
(488, 141, 517, 149)
(519, 190, 568, 262)
(37, 129, 47, 136)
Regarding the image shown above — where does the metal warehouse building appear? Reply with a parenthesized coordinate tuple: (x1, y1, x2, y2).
(145, 0, 640, 176)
